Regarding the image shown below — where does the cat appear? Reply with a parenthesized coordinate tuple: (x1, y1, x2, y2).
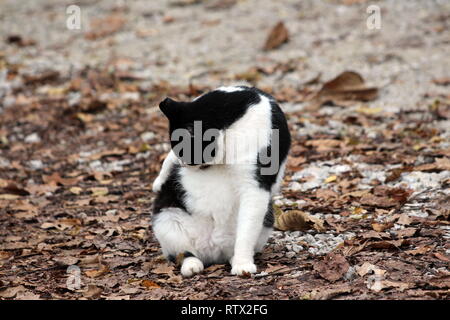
(151, 86, 291, 277)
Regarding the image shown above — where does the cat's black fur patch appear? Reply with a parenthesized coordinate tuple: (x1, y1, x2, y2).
(152, 165, 187, 215)
(255, 100, 291, 191)
(160, 88, 262, 165)
(168, 251, 195, 263)
(263, 200, 274, 228)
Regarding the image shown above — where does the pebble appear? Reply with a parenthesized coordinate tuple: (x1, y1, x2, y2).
(24, 133, 41, 143)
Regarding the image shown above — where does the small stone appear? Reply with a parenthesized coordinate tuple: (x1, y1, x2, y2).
(24, 133, 41, 143)
(285, 252, 296, 258)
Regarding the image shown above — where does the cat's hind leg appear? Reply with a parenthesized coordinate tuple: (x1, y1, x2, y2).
(180, 253, 204, 278)
(152, 208, 204, 277)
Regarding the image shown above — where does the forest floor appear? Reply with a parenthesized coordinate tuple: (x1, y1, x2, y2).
(0, 0, 449, 300)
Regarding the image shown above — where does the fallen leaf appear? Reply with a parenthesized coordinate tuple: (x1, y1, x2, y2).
(90, 187, 109, 197)
(368, 239, 410, 250)
(151, 263, 175, 275)
(69, 187, 83, 195)
(395, 227, 417, 238)
(310, 71, 378, 108)
(313, 253, 350, 282)
(274, 210, 325, 232)
(324, 175, 338, 184)
(141, 280, 161, 289)
(85, 14, 126, 40)
(85, 264, 110, 278)
(83, 285, 103, 298)
(433, 252, 450, 262)
(405, 245, 434, 256)
(263, 21, 289, 51)
(360, 194, 397, 208)
(264, 264, 291, 274)
(433, 77, 450, 86)
(356, 262, 386, 277)
(397, 214, 413, 225)
(0, 285, 26, 298)
(415, 157, 450, 172)
(310, 284, 353, 300)
(371, 222, 394, 232)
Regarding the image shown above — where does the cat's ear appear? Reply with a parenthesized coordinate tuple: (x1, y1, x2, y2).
(159, 97, 182, 120)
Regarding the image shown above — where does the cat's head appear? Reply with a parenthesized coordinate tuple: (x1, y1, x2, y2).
(159, 97, 222, 166)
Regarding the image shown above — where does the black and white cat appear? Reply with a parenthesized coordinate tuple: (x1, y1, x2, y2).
(151, 86, 290, 277)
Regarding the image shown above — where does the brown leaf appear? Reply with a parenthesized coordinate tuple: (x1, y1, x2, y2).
(42, 172, 80, 186)
(433, 252, 450, 262)
(151, 263, 175, 275)
(359, 194, 397, 208)
(415, 157, 450, 172)
(395, 227, 417, 238)
(368, 279, 410, 293)
(368, 239, 410, 250)
(85, 14, 126, 40)
(0, 184, 30, 196)
(311, 284, 353, 300)
(0, 285, 26, 298)
(83, 285, 103, 298)
(433, 77, 450, 86)
(371, 222, 394, 232)
(405, 245, 434, 256)
(85, 264, 110, 278)
(362, 230, 390, 240)
(315, 188, 339, 200)
(205, 0, 237, 10)
(141, 280, 161, 289)
(274, 209, 325, 232)
(313, 253, 350, 282)
(397, 214, 413, 225)
(356, 262, 386, 277)
(310, 71, 378, 108)
(264, 264, 291, 274)
(263, 22, 289, 51)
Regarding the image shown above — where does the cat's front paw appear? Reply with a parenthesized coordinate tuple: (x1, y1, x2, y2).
(231, 261, 257, 276)
(181, 257, 204, 277)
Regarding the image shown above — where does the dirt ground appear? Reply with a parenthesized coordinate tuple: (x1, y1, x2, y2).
(0, 0, 449, 300)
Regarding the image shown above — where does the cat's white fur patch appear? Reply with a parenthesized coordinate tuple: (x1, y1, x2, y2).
(216, 86, 245, 93)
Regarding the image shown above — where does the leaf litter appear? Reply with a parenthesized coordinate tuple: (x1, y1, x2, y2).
(0, 0, 449, 301)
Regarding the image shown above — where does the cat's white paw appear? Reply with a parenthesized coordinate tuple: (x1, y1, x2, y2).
(152, 176, 163, 193)
(181, 257, 204, 277)
(231, 262, 257, 276)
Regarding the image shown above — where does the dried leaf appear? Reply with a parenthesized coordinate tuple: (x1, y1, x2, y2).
(310, 71, 378, 108)
(356, 262, 386, 277)
(415, 157, 450, 172)
(313, 253, 350, 282)
(141, 280, 161, 289)
(90, 187, 109, 197)
(263, 22, 289, 51)
(85, 264, 110, 278)
(151, 263, 175, 275)
(0, 286, 26, 298)
(274, 210, 325, 232)
(85, 14, 126, 40)
(83, 285, 103, 298)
